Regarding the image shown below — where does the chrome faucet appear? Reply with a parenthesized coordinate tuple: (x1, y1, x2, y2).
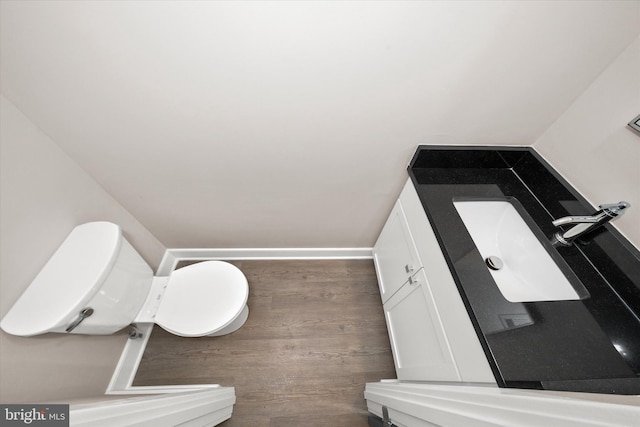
(551, 201, 630, 246)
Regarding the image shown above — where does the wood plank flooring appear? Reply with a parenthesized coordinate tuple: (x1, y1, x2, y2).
(133, 260, 396, 426)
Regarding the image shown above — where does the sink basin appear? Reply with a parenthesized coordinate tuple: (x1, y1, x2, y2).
(453, 199, 582, 303)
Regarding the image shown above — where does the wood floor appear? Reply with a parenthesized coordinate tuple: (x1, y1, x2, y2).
(133, 259, 396, 427)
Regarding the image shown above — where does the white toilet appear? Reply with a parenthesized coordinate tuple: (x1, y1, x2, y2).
(0, 222, 249, 338)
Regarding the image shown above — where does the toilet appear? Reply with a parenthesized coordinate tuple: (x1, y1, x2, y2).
(0, 222, 249, 338)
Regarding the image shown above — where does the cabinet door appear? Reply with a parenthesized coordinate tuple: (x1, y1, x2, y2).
(373, 200, 421, 302)
(384, 269, 461, 381)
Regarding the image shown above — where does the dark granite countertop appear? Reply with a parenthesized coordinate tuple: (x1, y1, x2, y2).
(408, 146, 640, 395)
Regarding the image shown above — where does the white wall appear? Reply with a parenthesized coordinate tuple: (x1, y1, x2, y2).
(534, 36, 640, 249)
(0, 96, 166, 403)
(2, 1, 638, 249)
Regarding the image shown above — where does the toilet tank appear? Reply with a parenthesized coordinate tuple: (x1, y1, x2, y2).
(0, 222, 153, 336)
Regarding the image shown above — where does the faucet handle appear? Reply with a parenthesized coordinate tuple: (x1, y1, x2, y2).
(552, 201, 631, 227)
(599, 201, 630, 216)
(552, 215, 600, 227)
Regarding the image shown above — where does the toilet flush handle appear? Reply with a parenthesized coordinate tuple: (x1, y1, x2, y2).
(65, 307, 94, 333)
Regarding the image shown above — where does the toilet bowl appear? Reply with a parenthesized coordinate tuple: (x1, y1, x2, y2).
(136, 260, 249, 337)
(0, 222, 249, 338)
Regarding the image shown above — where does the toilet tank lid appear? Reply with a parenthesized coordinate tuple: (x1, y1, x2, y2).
(0, 222, 122, 336)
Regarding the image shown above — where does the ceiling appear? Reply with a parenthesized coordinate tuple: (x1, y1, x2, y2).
(1, 1, 639, 248)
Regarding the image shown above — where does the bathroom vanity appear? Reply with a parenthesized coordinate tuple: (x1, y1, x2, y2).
(373, 146, 640, 394)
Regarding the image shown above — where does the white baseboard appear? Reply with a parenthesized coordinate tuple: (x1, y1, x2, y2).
(108, 247, 374, 393)
(156, 247, 373, 275)
(106, 323, 226, 395)
(106, 323, 151, 393)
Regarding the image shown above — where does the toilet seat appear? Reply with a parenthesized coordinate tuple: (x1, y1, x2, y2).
(154, 261, 249, 337)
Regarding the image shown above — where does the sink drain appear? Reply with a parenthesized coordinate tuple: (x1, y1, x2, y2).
(485, 256, 504, 271)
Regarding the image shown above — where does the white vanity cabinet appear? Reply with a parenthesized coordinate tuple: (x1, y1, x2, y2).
(373, 179, 496, 384)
